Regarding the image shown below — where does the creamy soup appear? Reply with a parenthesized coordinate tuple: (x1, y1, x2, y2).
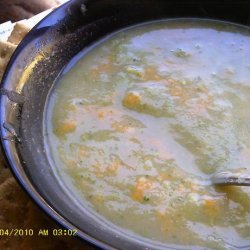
(45, 19, 250, 249)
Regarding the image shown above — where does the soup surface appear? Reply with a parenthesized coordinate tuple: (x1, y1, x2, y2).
(46, 19, 250, 249)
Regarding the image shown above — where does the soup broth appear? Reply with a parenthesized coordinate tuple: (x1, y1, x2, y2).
(46, 19, 250, 249)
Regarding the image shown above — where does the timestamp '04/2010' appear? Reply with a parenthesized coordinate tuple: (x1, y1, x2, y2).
(0, 229, 34, 236)
(0, 229, 77, 237)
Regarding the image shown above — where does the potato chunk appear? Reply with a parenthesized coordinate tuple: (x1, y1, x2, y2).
(122, 82, 175, 117)
(122, 91, 141, 110)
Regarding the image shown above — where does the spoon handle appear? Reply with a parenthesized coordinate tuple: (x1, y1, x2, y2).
(212, 171, 250, 186)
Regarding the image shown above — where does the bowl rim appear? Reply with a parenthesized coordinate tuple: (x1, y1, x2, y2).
(0, 1, 115, 249)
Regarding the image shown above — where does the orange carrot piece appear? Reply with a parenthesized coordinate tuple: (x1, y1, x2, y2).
(55, 120, 77, 136)
(132, 177, 154, 202)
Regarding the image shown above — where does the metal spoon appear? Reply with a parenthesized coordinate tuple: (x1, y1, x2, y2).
(212, 171, 250, 186)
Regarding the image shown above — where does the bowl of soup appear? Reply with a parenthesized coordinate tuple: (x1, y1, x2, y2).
(1, 0, 250, 249)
